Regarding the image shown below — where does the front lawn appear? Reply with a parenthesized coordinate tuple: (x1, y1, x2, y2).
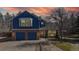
(55, 42, 73, 51)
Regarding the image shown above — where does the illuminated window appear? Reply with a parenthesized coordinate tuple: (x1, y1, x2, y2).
(19, 18, 32, 27)
(48, 30, 56, 37)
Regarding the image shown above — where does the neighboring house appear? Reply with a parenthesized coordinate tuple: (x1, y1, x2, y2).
(12, 11, 47, 40)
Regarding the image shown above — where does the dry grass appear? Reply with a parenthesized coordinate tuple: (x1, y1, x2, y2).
(55, 42, 73, 51)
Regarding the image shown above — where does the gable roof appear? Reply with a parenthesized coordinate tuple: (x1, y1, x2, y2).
(14, 11, 38, 19)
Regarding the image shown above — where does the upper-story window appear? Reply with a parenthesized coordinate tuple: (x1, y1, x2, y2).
(19, 18, 32, 27)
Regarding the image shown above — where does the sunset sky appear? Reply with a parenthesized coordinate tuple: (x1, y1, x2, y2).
(0, 7, 79, 15)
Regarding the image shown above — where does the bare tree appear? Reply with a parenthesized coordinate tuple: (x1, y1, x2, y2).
(5, 12, 13, 32)
(0, 12, 4, 32)
(50, 7, 67, 41)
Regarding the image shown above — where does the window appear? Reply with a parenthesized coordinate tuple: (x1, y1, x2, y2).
(48, 30, 56, 37)
(19, 18, 32, 27)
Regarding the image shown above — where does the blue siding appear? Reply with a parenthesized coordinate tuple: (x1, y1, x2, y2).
(12, 11, 46, 40)
(13, 11, 45, 29)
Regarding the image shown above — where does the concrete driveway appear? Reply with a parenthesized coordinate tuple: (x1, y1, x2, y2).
(0, 40, 62, 51)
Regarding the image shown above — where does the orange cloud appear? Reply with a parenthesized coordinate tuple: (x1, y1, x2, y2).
(1, 7, 79, 15)
(0, 7, 54, 15)
(1, 7, 19, 13)
(26, 7, 54, 15)
(65, 7, 79, 12)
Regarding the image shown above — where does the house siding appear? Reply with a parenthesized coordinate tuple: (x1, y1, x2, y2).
(12, 11, 46, 40)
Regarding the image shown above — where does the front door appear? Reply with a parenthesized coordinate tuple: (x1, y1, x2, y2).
(28, 32, 37, 40)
